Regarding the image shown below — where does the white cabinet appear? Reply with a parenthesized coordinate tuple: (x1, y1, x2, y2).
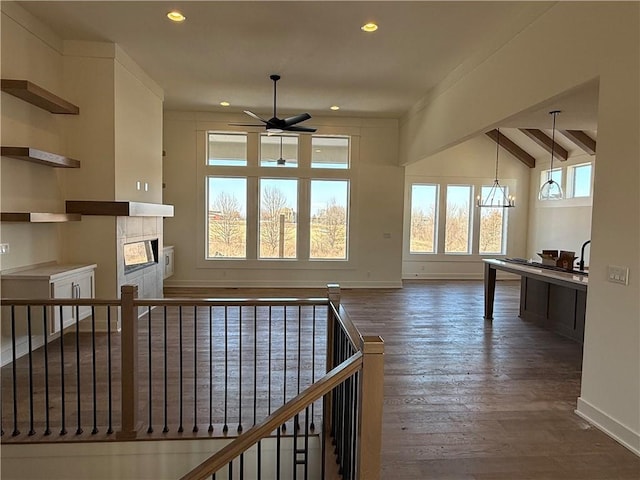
(163, 245, 174, 279)
(1, 263, 96, 364)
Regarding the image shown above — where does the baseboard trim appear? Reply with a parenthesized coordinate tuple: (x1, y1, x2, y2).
(576, 397, 640, 456)
(163, 279, 403, 289)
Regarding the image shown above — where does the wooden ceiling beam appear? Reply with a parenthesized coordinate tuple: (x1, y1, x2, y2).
(560, 130, 596, 155)
(485, 129, 535, 168)
(519, 128, 568, 162)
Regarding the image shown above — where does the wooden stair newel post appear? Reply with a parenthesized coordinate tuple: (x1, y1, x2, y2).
(356, 335, 384, 480)
(117, 284, 139, 440)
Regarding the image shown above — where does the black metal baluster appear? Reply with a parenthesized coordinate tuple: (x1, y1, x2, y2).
(148, 306, 154, 434)
(238, 307, 242, 433)
(75, 305, 82, 435)
(162, 306, 169, 433)
(193, 306, 199, 433)
(223, 306, 229, 434)
(26, 306, 35, 435)
(350, 371, 360, 480)
(228, 461, 233, 480)
(268, 307, 272, 416)
(253, 306, 257, 427)
(59, 305, 67, 435)
(293, 412, 299, 480)
(10, 306, 19, 436)
(343, 371, 352, 480)
(310, 305, 316, 431)
(43, 306, 51, 435)
(178, 306, 184, 433)
(296, 306, 301, 431)
(282, 306, 287, 432)
(91, 306, 98, 434)
(107, 307, 113, 434)
(304, 406, 310, 480)
(276, 425, 281, 480)
(240, 451, 244, 480)
(209, 306, 214, 433)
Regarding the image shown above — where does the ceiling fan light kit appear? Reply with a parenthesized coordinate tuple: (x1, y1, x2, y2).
(229, 74, 317, 133)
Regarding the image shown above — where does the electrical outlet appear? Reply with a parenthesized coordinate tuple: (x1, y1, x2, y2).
(0, 243, 9, 254)
(607, 265, 629, 285)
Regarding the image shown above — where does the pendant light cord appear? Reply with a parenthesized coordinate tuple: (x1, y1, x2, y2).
(548, 111, 558, 182)
(495, 129, 500, 181)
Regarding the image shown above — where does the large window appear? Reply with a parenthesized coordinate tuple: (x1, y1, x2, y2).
(445, 185, 473, 254)
(204, 132, 353, 263)
(259, 178, 298, 259)
(478, 186, 506, 255)
(310, 180, 349, 259)
(407, 180, 512, 257)
(207, 177, 247, 258)
(409, 184, 438, 254)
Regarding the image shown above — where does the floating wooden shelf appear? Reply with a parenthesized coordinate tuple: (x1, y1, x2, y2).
(1, 146, 80, 168)
(66, 201, 174, 217)
(1, 212, 82, 223)
(1, 79, 79, 115)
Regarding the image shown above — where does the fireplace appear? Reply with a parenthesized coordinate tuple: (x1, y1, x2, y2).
(123, 239, 158, 274)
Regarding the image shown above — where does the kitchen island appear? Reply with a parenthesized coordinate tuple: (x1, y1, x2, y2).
(484, 258, 588, 343)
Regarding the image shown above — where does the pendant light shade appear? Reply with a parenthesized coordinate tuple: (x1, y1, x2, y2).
(477, 128, 515, 208)
(539, 110, 564, 200)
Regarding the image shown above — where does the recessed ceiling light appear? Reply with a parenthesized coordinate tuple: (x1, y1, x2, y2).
(330, 105, 340, 111)
(361, 22, 378, 33)
(220, 101, 230, 107)
(167, 11, 186, 22)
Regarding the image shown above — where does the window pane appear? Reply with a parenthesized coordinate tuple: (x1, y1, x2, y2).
(445, 185, 472, 253)
(260, 135, 298, 168)
(310, 180, 349, 260)
(410, 184, 438, 253)
(479, 186, 506, 254)
(312, 136, 349, 169)
(260, 178, 298, 258)
(540, 168, 562, 188)
(572, 164, 592, 197)
(208, 133, 247, 166)
(207, 177, 246, 258)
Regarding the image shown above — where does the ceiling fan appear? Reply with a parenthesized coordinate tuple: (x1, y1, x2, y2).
(263, 135, 295, 166)
(230, 74, 316, 133)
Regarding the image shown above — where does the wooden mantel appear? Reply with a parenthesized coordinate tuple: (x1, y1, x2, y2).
(66, 201, 174, 217)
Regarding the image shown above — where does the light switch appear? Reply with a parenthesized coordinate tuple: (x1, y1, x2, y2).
(0, 243, 9, 254)
(607, 265, 629, 285)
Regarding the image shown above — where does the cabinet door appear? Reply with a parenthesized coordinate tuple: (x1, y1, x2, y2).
(50, 270, 95, 334)
(163, 248, 174, 279)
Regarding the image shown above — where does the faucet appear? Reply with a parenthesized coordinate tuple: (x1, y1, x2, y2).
(579, 240, 591, 271)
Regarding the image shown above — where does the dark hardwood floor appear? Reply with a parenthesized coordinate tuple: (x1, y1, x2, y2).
(339, 280, 640, 480)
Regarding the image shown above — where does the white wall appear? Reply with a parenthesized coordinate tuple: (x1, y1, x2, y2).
(163, 112, 404, 288)
(402, 135, 530, 279)
(400, 2, 639, 454)
(0, 4, 68, 271)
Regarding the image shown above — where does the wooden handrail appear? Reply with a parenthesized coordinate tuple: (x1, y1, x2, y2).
(331, 302, 363, 350)
(0, 298, 121, 306)
(180, 352, 364, 480)
(132, 297, 329, 307)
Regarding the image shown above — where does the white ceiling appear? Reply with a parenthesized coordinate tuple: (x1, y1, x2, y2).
(15, 1, 600, 158)
(17, 1, 565, 119)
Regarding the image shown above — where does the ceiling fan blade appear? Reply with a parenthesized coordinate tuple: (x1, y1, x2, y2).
(228, 123, 265, 127)
(244, 110, 268, 123)
(284, 125, 317, 133)
(282, 113, 311, 127)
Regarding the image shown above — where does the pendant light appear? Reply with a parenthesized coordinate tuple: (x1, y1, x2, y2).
(539, 110, 564, 200)
(476, 128, 515, 208)
(277, 136, 285, 166)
